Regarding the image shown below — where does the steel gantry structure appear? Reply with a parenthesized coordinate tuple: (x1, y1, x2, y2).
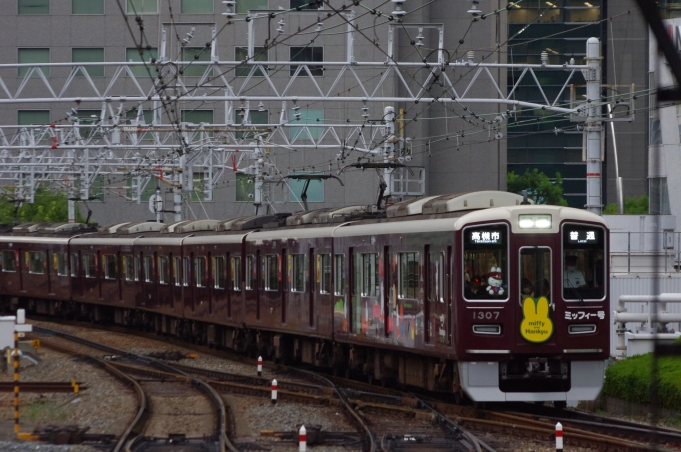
(0, 5, 609, 220)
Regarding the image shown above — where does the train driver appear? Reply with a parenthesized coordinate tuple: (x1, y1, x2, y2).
(563, 255, 586, 289)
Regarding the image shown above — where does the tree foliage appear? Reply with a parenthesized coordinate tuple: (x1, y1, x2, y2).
(507, 169, 568, 206)
(603, 194, 649, 215)
(0, 189, 83, 224)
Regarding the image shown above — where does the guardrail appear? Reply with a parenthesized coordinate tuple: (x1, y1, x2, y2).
(609, 231, 681, 274)
(613, 293, 681, 358)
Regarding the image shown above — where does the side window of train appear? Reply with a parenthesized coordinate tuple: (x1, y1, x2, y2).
(319, 254, 331, 294)
(103, 255, 117, 280)
(427, 252, 445, 303)
(361, 253, 379, 297)
(143, 255, 154, 282)
(28, 251, 46, 274)
(213, 256, 226, 289)
(462, 224, 509, 301)
(172, 257, 181, 286)
(265, 254, 279, 291)
(291, 254, 305, 292)
(158, 256, 169, 285)
(70, 254, 79, 277)
(56, 253, 68, 276)
(123, 255, 134, 281)
(334, 254, 345, 295)
(232, 256, 241, 291)
(182, 256, 190, 286)
(398, 252, 419, 299)
(1, 250, 16, 272)
(84, 253, 97, 278)
(195, 256, 207, 288)
(245, 255, 256, 290)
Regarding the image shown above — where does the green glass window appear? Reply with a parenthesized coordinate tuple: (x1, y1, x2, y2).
(236, 109, 268, 139)
(72, 0, 103, 14)
(290, 46, 323, 76)
(235, 47, 267, 76)
(181, 0, 212, 13)
(18, 48, 50, 78)
(19, 0, 49, 14)
(236, 0, 268, 13)
(181, 47, 212, 77)
(18, 110, 50, 125)
(126, 47, 158, 77)
(127, 0, 157, 14)
(291, 0, 318, 10)
(288, 172, 324, 203)
(72, 48, 104, 77)
(126, 108, 154, 124)
(289, 109, 323, 141)
(126, 176, 158, 202)
(181, 109, 213, 125)
(189, 172, 208, 202)
(236, 172, 254, 202)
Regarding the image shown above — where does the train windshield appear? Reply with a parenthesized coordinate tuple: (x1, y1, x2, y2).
(463, 224, 508, 301)
(562, 224, 606, 301)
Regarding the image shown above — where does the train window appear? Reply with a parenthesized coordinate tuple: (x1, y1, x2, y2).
(246, 255, 255, 290)
(361, 253, 379, 297)
(319, 254, 331, 294)
(173, 256, 182, 286)
(103, 255, 117, 280)
(70, 254, 79, 277)
(183, 256, 190, 286)
(56, 253, 68, 276)
(562, 224, 606, 301)
(159, 256, 169, 285)
(213, 256, 226, 289)
(519, 247, 551, 304)
(232, 256, 242, 291)
(427, 252, 445, 302)
(334, 254, 345, 295)
(124, 255, 134, 281)
(399, 252, 419, 299)
(2, 250, 16, 272)
(291, 254, 305, 292)
(265, 254, 279, 291)
(463, 224, 508, 301)
(84, 253, 97, 278)
(28, 252, 45, 274)
(195, 257, 207, 288)
(143, 255, 153, 282)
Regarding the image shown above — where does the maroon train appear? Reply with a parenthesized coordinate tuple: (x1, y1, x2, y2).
(0, 191, 609, 404)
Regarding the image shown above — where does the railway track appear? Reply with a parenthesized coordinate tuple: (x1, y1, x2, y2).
(31, 326, 236, 452)
(25, 320, 681, 452)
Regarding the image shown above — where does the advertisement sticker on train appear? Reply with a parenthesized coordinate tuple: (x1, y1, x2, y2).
(520, 296, 554, 343)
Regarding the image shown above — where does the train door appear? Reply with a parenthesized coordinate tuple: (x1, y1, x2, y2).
(308, 247, 314, 327)
(447, 246, 452, 345)
(281, 249, 287, 324)
(383, 246, 390, 338)
(517, 240, 553, 346)
(46, 249, 52, 295)
(348, 247, 354, 333)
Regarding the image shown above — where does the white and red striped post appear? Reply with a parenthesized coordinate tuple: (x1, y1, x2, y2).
(298, 425, 307, 452)
(555, 422, 563, 451)
(271, 379, 278, 405)
(257, 356, 263, 377)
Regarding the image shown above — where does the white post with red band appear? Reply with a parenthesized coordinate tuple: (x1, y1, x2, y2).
(271, 379, 278, 404)
(299, 425, 307, 452)
(257, 356, 262, 377)
(556, 422, 563, 451)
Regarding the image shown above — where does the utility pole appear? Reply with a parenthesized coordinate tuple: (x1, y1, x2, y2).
(585, 37, 603, 215)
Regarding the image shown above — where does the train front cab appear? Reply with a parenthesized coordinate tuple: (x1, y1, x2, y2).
(456, 206, 609, 403)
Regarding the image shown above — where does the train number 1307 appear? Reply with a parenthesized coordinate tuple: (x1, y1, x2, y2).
(473, 311, 500, 320)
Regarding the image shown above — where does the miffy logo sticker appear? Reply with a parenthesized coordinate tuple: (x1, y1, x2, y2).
(520, 296, 553, 343)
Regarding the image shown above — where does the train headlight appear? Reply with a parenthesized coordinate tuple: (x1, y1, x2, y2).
(518, 214, 552, 229)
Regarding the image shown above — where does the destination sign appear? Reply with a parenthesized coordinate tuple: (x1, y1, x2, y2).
(567, 229, 598, 244)
(469, 229, 502, 245)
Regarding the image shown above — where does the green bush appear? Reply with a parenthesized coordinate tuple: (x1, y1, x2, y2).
(603, 194, 649, 214)
(603, 353, 681, 410)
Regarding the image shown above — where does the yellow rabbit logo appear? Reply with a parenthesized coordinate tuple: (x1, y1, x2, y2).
(520, 296, 553, 343)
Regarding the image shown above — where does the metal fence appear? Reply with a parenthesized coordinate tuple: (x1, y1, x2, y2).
(609, 231, 681, 274)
